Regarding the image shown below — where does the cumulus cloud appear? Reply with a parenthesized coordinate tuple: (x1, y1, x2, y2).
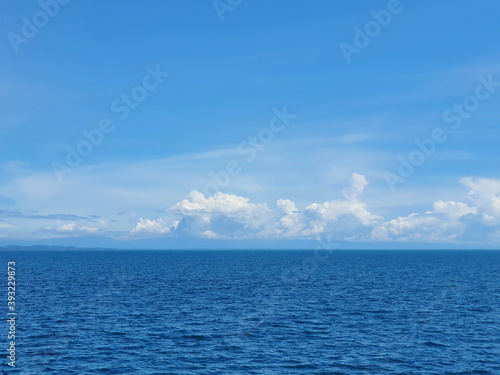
(80, 226, 99, 234)
(301, 173, 381, 239)
(460, 177, 500, 224)
(432, 200, 477, 219)
(130, 173, 381, 241)
(43, 223, 101, 235)
(341, 172, 368, 200)
(56, 223, 77, 232)
(272, 199, 304, 236)
(169, 191, 273, 239)
(305, 200, 380, 226)
(371, 213, 443, 242)
(372, 187, 489, 242)
(126, 175, 500, 245)
(131, 218, 172, 235)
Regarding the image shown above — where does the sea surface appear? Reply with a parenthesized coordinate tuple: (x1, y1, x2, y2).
(1, 250, 500, 374)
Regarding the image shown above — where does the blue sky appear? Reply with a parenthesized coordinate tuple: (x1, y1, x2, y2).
(1, 0, 500, 248)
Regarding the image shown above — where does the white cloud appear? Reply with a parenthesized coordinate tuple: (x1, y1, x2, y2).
(371, 213, 442, 242)
(80, 226, 99, 233)
(131, 218, 172, 235)
(171, 190, 270, 217)
(132, 173, 381, 240)
(168, 191, 273, 239)
(202, 230, 217, 239)
(258, 199, 304, 238)
(372, 196, 480, 243)
(460, 177, 500, 224)
(131, 174, 500, 244)
(305, 173, 381, 234)
(432, 200, 477, 219)
(56, 223, 76, 232)
(43, 223, 101, 235)
(342, 172, 368, 199)
(305, 200, 380, 226)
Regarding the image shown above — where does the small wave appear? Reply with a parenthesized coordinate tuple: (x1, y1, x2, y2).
(423, 341, 448, 347)
(182, 334, 207, 341)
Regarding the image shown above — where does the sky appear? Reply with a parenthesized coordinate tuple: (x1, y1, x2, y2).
(1, 0, 500, 248)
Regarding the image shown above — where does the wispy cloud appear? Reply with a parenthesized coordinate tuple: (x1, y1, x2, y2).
(0, 209, 96, 221)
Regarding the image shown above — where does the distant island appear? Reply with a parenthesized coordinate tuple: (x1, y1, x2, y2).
(0, 245, 117, 251)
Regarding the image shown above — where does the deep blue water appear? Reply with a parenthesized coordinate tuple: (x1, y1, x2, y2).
(1, 250, 500, 374)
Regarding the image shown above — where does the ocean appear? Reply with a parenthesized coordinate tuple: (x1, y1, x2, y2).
(2, 250, 499, 374)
